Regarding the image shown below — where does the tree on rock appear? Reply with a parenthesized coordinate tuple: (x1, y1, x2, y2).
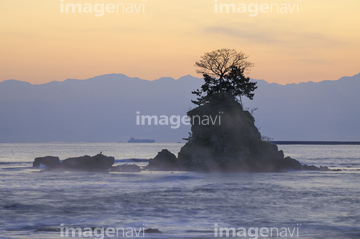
(192, 48, 257, 106)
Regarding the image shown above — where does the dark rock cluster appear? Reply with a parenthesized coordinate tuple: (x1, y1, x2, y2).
(62, 154, 114, 172)
(33, 154, 115, 172)
(33, 93, 333, 173)
(148, 93, 330, 172)
(33, 156, 62, 168)
(148, 149, 184, 171)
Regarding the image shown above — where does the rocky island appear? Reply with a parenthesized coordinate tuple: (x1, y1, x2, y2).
(33, 49, 332, 173)
(148, 49, 331, 172)
(148, 93, 304, 172)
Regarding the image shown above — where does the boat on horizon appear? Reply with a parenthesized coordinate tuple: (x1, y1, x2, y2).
(128, 137, 155, 143)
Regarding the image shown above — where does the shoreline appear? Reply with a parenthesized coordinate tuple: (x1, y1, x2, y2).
(272, 141, 360, 145)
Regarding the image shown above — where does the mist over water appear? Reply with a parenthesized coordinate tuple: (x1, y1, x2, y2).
(0, 143, 359, 239)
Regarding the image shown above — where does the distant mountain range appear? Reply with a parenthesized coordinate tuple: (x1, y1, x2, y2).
(0, 73, 359, 142)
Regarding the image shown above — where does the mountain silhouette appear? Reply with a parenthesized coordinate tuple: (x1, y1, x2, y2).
(0, 73, 359, 142)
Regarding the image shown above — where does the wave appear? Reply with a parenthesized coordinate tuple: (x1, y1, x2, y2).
(148, 174, 202, 183)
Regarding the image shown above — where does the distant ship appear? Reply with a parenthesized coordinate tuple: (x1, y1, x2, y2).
(128, 137, 155, 143)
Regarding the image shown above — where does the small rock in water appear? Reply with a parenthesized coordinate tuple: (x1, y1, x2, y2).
(302, 164, 333, 171)
(111, 164, 141, 172)
(62, 154, 115, 172)
(33, 156, 61, 168)
(144, 228, 162, 233)
(34, 154, 115, 172)
(148, 149, 183, 171)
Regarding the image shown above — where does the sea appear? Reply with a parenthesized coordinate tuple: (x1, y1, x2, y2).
(0, 143, 359, 239)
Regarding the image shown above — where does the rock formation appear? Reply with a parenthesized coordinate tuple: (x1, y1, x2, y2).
(33, 154, 114, 172)
(148, 149, 184, 171)
(33, 156, 61, 168)
(176, 93, 302, 172)
(62, 154, 114, 172)
(145, 93, 307, 172)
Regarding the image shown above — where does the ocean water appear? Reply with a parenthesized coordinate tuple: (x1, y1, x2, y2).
(0, 143, 359, 239)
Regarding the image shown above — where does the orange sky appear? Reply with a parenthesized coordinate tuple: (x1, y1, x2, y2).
(1, 0, 360, 84)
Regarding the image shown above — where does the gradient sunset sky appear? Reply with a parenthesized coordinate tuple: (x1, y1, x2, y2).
(1, 0, 359, 84)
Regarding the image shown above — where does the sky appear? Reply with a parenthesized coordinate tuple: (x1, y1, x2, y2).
(1, 0, 359, 85)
